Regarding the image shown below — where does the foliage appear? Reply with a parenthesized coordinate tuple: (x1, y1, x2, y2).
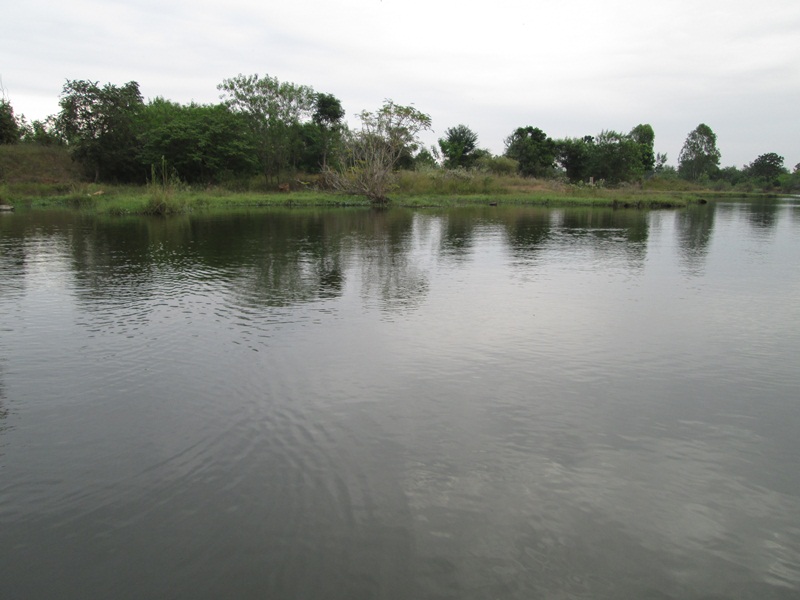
(0, 98, 20, 144)
(555, 136, 594, 182)
(309, 93, 345, 170)
(745, 152, 786, 183)
(629, 124, 655, 172)
(413, 148, 439, 170)
(438, 124, 479, 169)
(218, 73, 316, 184)
(678, 123, 721, 181)
(504, 126, 556, 177)
(57, 79, 144, 182)
(19, 115, 63, 146)
(474, 154, 519, 176)
(138, 98, 257, 184)
(589, 130, 647, 184)
(327, 100, 432, 203)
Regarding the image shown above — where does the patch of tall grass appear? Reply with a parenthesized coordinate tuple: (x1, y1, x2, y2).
(143, 158, 188, 215)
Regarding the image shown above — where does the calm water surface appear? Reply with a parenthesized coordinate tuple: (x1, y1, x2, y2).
(1, 200, 799, 599)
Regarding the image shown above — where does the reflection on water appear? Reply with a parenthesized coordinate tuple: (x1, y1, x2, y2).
(1, 200, 799, 599)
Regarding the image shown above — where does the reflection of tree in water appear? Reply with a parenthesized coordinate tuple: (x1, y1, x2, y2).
(358, 210, 429, 313)
(745, 198, 780, 232)
(676, 204, 715, 275)
(439, 207, 486, 261)
(503, 207, 552, 260)
(502, 207, 648, 267)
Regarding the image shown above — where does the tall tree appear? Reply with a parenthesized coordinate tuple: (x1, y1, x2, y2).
(438, 124, 479, 169)
(57, 80, 144, 182)
(312, 93, 345, 169)
(504, 127, 556, 177)
(0, 99, 20, 144)
(678, 123, 721, 181)
(629, 124, 655, 172)
(218, 73, 316, 184)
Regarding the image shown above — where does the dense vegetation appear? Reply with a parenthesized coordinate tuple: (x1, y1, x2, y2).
(1, 75, 798, 207)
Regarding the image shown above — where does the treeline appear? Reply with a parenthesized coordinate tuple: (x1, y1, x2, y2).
(1, 75, 797, 194)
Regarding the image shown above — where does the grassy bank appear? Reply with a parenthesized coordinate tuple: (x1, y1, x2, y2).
(0, 145, 758, 214)
(1, 181, 749, 214)
(0, 181, 714, 214)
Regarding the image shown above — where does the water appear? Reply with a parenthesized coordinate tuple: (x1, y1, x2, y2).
(1, 200, 799, 599)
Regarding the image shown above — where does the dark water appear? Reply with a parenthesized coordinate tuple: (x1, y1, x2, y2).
(1, 200, 799, 599)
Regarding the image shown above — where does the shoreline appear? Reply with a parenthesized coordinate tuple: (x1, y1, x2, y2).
(0, 187, 754, 215)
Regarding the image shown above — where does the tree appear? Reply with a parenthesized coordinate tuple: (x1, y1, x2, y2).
(678, 123, 721, 181)
(138, 98, 257, 184)
(311, 93, 345, 169)
(746, 153, 786, 182)
(438, 124, 479, 169)
(20, 115, 63, 146)
(218, 73, 316, 184)
(57, 79, 144, 182)
(327, 100, 431, 203)
(589, 130, 646, 184)
(629, 124, 655, 172)
(504, 127, 556, 177)
(0, 99, 20, 144)
(556, 136, 594, 182)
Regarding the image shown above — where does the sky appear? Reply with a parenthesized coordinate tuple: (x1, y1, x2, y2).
(2, 0, 799, 169)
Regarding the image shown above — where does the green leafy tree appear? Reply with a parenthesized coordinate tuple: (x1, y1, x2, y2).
(438, 124, 479, 169)
(138, 98, 257, 184)
(504, 127, 556, 177)
(589, 130, 646, 184)
(20, 115, 63, 146)
(629, 124, 655, 172)
(218, 73, 316, 184)
(0, 98, 20, 144)
(556, 136, 594, 182)
(746, 152, 786, 183)
(328, 100, 431, 203)
(57, 79, 144, 182)
(678, 123, 721, 181)
(312, 93, 345, 169)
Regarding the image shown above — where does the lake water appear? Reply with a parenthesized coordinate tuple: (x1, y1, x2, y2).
(1, 199, 799, 599)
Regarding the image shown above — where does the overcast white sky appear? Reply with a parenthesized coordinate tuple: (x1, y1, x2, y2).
(2, 0, 798, 168)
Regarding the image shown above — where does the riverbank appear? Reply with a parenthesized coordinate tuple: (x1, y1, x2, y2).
(0, 183, 737, 215)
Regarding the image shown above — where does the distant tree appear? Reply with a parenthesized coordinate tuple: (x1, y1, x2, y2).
(413, 147, 439, 170)
(438, 124, 479, 169)
(504, 126, 556, 177)
(629, 124, 655, 172)
(556, 136, 594, 182)
(746, 152, 786, 182)
(20, 115, 63, 146)
(589, 130, 646, 183)
(654, 152, 669, 174)
(327, 100, 431, 203)
(218, 73, 316, 184)
(0, 98, 20, 144)
(311, 93, 345, 169)
(138, 98, 257, 184)
(678, 123, 721, 181)
(57, 79, 144, 182)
